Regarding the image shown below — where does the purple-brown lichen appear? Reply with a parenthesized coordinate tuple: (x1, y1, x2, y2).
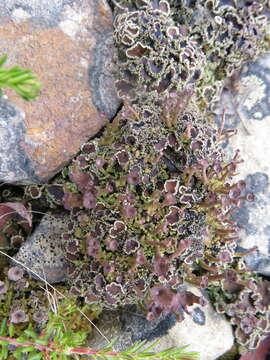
(113, 0, 270, 112)
(209, 269, 270, 350)
(0, 0, 270, 352)
(61, 97, 248, 323)
(7, 266, 24, 281)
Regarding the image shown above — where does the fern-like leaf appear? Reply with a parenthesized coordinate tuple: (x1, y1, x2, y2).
(0, 54, 41, 100)
(0, 307, 199, 360)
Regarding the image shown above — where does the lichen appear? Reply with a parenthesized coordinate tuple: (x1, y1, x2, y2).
(1, 0, 270, 352)
(209, 268, 270, 350)
(56, 0, 270, 350)
(113, 0, 270, 112)
(59, 96, 249, 323)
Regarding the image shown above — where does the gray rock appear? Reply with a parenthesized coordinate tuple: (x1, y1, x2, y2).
(89, 287, 234, 360)
(89, 33, 121, 120)
(215, 52, 270, 276)
(244, 251, 270, 277)
(13, 214, 68, 283)
(0, 0, 69, 28)
(0, 98, 39, 183)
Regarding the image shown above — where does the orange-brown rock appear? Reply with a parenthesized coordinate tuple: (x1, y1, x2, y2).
(0, 0, 120, 183)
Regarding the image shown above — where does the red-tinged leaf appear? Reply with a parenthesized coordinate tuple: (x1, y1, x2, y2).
(240, 335, 270, 360)
(0, 202, 32, 227)
(0, 204, 13, 229)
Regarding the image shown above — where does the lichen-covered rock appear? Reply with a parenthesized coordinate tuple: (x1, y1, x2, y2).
(0, 0, 120, 184)
(88, 286, 234, 360)
(215, 52, 270, 277)
(14, 214, 69, 283)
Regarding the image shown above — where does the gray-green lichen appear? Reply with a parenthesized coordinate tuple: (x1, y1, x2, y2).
(114, 0, 270, 112)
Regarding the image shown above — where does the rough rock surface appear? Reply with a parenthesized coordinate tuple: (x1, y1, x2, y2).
(0, 0, 120, 184)
(215, 52, 270, 276)
(13, 214, 68, 283)
(0, 98, 32, 182)
(89, 287, 234, 360)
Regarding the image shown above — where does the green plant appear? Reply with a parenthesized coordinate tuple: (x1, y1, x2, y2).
(0, 300, 199, 360)
(0, 54, 41, 100)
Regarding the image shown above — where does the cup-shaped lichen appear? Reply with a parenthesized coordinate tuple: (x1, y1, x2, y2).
(61, 96, 249, 323)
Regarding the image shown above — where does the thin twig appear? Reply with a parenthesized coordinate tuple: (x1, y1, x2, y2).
(40, 268, 59, 315)
(111, 0, 126, 10)
(217, 107, 226, 140)
(0, 335, 198, 359)
(229, 90, 251, 135)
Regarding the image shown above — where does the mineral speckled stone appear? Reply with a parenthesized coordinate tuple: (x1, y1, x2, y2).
(88, 286, 234, 360)
(13, 214, 69, 283)
(216, 52, 270, 276)
(0, 0, 120, 184)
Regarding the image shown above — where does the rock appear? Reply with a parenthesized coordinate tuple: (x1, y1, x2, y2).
(0, 98, 32, 183)
(89, 287, 234, 360)
(13, 214, 68, 283)
(215, 52, 270, 277)
(0, 0, 120, 184)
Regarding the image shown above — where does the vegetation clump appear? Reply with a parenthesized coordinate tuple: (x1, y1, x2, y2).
(114, 0, 270, 111)
(58, 0, 270, 350)
(1, 0, 270, 355)
(62, 98, 243, 318)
